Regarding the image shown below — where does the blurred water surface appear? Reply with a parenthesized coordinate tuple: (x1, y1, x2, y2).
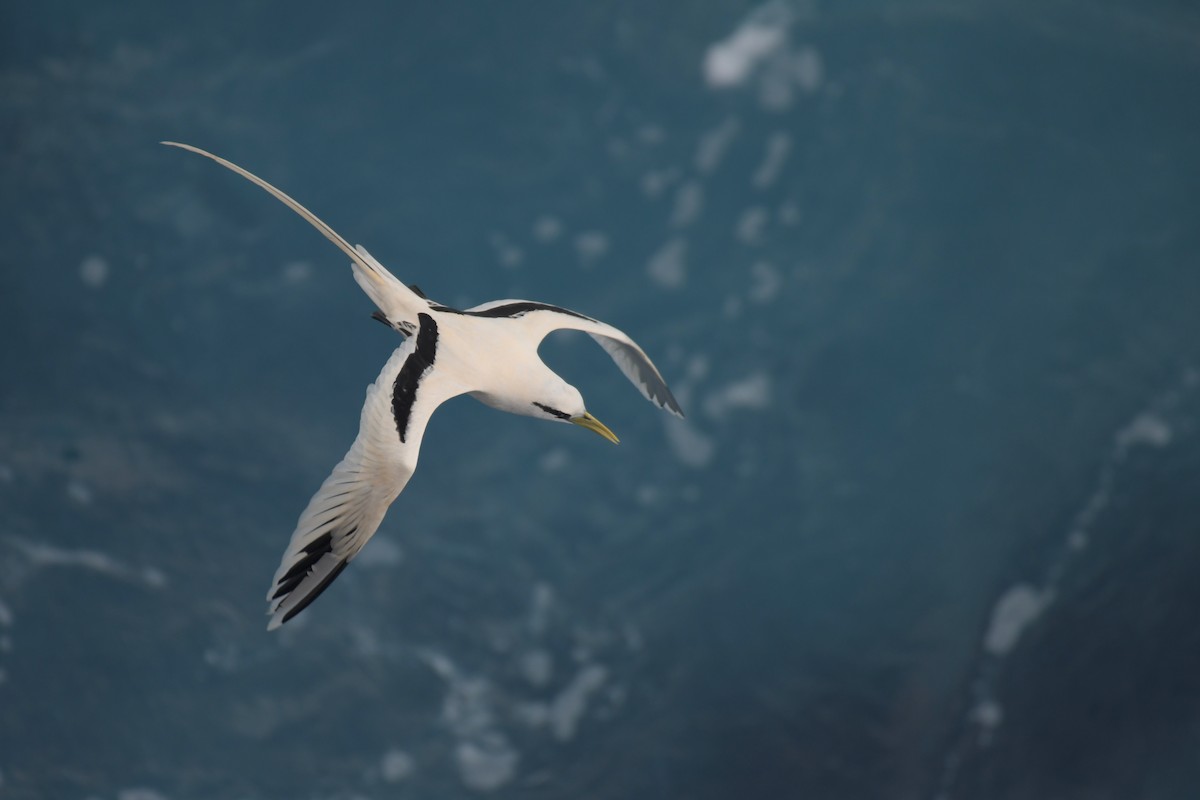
(3, 1, 1200, 798)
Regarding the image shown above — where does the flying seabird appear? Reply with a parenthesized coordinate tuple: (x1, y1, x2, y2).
(163, 142, 684, 630)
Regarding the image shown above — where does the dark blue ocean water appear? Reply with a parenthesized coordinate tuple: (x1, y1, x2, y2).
(3, 2, 1200, 798)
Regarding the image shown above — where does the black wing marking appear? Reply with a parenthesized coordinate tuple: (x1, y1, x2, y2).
(392, 313, 439, 442)
(433, 299, 596, 321)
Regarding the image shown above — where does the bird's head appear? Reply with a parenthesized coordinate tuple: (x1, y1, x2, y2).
(531, 383, 619, 444)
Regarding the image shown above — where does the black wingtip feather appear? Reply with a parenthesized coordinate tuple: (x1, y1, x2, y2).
(279, 559, 349, 626)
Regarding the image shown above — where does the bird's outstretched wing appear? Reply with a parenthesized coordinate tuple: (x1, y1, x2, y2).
(463, 300, 684, 418)
(161, 141, 428, 330)
(266, 313, 461, 629)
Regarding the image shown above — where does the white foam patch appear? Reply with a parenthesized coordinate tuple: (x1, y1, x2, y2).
(778, 201, 803, 226)
(736, 206, 769, 244)
(792, 44, 824, 92)
(665, 418, 716, 469)
(695, 117, 741, 174)
(532, 215, 563, 243)
(441, 672, 494, 737)
(748, 261, 782, 303)
(528, 583, 554, 636)
(704, 2, 792, 88)
(355, 534, 403, 568)
(141, 567, 167, 588)
(704, 3, 823, 110)
(203, 641, 240, 673)
(641, 168, 680, 197)
(488, 232, 524, 269)
(380, 748, 415, 783)
(117, 789, 170, 800)
(549, 664, 608, 741)
(539, 448, 570, 473)
(513, 700, 549, 728)
(723, 295, 743, 319)
(704, 372, 772, 419)
(971, 699, 1003, 729)
(456, 734, 518, 792)
(759, 45, 824, 110)
(753, 132, 792, 188)
(574, 231, 609, 266)
(518, 649, 554, 688)
(647, 238, 688, 289)
(424, 650, 520, 789)
(12, 539, 168, 589)
(1117, 412, 1172, 450)
(638, 124, 665, 144)
(80, 255, 110, 288)
(66, 479, 93, 505)
(635, 484, 661, 506)
(281, 260, 313, 284)
(670, 180, 705, 228)
(971, 699, 1003, 746)
(983, 584, 1052, 657)
(687, 354, 711, 381)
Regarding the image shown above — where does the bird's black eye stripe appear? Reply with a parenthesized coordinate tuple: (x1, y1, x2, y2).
(533, 402, 571, 420)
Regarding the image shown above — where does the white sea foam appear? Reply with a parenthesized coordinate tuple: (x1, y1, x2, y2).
(574, 231, 609, 266)
(641, 168, 680, 197)
(704, 372, 772, 419)
(695, 116, 741, 174)
(736, 206, 769, 244)
(637, 124, 665, 144)
(280, 260, 313, 284)
(12, 539, 167, 589)
(532, 215, 563, 243)
(549, 664, 608, 741)
(380, 748, 415, 783)
(647, 238, 688, 288)
(748, 261, 782, 303)
(538, 448, 570, 473)
(703, 2, 823, 110)
(488, 232, 524, 269)
(983, 584, 1051, 656)
(665, 418, 716, 468)
(1117, 412, 1172, 449)
(456, 734, 518, 792)
(723, 295, 744, 319)
(670, 180, 705, 228)
(80, 254, 110, 288)
(703, 2, 792, 88)
(753, 132, 792, 188)
(792, 44, 824, 92)
(518, 649, 554, 688)
(780, 202, 803, 228)
(117, 789, 170, 800)
(528, 582, 554, 636)
(355, 534, 403, 568)
(66, 479, 93, 505)
(971, 699, 1004, 746)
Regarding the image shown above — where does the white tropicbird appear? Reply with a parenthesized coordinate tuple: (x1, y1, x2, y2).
(164, 142, 684, 630)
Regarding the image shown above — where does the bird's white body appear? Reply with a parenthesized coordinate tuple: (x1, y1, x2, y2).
(164, 142, 682, 629)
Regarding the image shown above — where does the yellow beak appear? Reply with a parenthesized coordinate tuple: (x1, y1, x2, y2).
(571, 412, 619, 444)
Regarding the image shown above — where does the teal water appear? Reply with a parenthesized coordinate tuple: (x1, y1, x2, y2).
(3, 2, 1200, 798)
